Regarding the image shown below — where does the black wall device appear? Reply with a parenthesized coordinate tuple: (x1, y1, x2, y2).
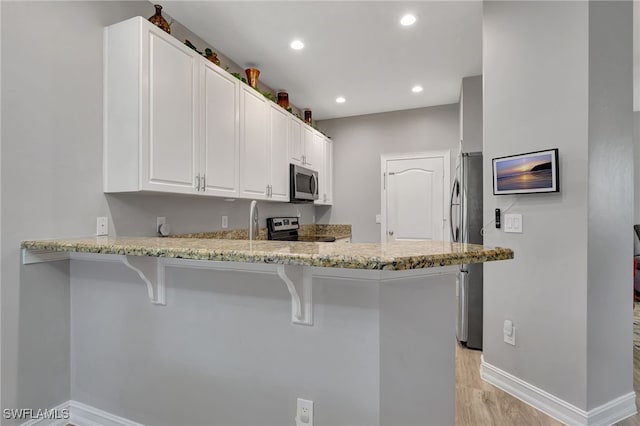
(495, 208, 501, 229)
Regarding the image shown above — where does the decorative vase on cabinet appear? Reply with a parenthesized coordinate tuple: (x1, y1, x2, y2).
(148, 4, 171, 34)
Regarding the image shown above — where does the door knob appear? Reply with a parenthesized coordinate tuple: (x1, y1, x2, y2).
(388, 231, 394, 236)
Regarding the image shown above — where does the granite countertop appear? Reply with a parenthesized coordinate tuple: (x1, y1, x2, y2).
(173, 224, 352, 241)
(21, 237, 513, 271)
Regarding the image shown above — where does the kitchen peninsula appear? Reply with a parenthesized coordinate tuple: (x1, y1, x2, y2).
(21, 236, 512, 425)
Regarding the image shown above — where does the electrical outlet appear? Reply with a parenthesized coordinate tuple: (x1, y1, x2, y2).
(96, 217, 108, 236)
(295, 398, 313, 426)
(222, 215, 228, 229)
(157, 217, 166, 231)
(296, 208, 301, 218)
(503, 320, 516, 346)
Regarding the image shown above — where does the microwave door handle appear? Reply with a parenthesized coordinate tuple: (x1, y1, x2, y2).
(311, 174, 318, 197)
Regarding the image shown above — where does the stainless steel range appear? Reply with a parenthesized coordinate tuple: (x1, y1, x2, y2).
(266, 217, 336, 242)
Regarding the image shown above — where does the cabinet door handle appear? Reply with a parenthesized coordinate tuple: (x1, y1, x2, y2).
(302, 155, 306, 165)
(201, 175, 206, 192)
(266, 185, 270, 197)
(196, 175, 201, 192)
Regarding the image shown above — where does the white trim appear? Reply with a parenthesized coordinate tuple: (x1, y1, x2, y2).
(68, 401, 143, 426)
(380, 150, 451, 244)
(481, 357, 637, 426)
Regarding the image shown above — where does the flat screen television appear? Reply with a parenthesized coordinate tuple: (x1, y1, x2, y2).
(492, 148, 559, 195)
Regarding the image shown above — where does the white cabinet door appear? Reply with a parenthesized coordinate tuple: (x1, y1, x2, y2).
(269, 104, 290, 201)
(201, 62, 239, 197)
(307, 131, 324, 173)
(302, 126, 315, 169)
(314, 136, 333, 206)
(239, 86, 268, 199)
(289, 117, 304, 166)
(141, 26, 199, 193)
(324, 138, 333, 205)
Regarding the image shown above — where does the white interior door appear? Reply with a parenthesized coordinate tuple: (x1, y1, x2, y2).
(382, 152, 449, 243)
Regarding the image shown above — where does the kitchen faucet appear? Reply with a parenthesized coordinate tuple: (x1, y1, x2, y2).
(249, 200, 259, 241)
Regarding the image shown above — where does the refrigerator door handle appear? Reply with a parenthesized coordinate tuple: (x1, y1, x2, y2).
(449, 179, 459, 242)
(457, 270, 469, 343)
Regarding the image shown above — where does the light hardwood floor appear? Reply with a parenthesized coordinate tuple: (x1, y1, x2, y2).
(456, 344, 639, 426)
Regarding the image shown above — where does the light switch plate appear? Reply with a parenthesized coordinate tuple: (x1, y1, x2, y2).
(504, 213, 523, 233)
(375, 214, 382, 224)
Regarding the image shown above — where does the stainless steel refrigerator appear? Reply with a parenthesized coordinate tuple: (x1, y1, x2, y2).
(450, 152, 483, 350)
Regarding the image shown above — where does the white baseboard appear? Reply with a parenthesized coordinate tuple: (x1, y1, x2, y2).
(19, 400, 142, 426)
(480, 356, 637, 426)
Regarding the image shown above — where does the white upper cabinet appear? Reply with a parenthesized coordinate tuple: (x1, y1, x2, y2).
(324, 138, 334, 205)
(145, 29, 199, 192)
(201, 61, 240, 197)
(314, 136, 333, 206)
(289, 117, 304, 166)
(104, 17, 331, 206)
(301, 127, 318, 171)
(268, 104, 290, 201)
(291, 120, 322, 171)
(239, 85, 269, 199)
(104, 17, 199, 194)
(239, 94, 291, 202)
(308, 131, 324, 173)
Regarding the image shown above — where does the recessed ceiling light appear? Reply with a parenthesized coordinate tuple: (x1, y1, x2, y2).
(336, 96, 346, 103)
(412, 85, 423, 93)
(290, 40, 304, 50)
(400, 14, 417, 26)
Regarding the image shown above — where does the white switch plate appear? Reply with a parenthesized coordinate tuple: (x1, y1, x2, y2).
(96, 217, 108, 236)
(157, 216, 166, 230)
(375, 214, 382, 224)
(222, 215, 228, 229)
(504, 213, 523, 233)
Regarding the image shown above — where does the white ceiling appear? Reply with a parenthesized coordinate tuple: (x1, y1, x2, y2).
(162, 1, 482, 120)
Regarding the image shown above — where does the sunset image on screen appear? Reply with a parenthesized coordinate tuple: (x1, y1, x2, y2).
(495, 153, 553, 191)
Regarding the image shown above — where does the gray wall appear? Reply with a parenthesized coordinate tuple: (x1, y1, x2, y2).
(460, 75, 483, 153)
(483, 0, 633, 411)
(316, 104, 459, 243)
(70, 263, 381, 425)
(586, 1, 634, 408)
(1, 1, 313, 419)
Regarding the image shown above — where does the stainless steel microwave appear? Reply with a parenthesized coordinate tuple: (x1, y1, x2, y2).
(290, 164, 319, 203)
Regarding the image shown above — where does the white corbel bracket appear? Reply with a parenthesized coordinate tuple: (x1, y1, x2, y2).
(22, 249, 166, 305)
(276, 264, 313, 326)
(23, 249, 314, 321)
(122, 256, 166, 305)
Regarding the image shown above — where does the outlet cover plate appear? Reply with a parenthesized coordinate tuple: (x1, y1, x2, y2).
(96, 217, 108, 236)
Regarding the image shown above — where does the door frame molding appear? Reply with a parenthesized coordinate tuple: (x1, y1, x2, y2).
(380, 150, 451, 243)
